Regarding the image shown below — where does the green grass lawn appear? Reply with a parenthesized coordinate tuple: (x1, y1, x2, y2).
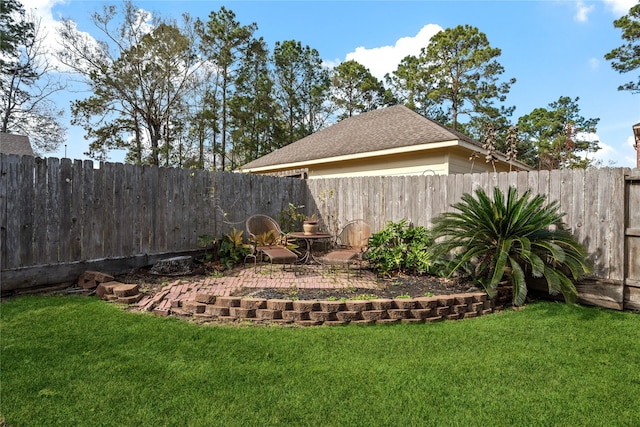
(2, 296, 640, 426)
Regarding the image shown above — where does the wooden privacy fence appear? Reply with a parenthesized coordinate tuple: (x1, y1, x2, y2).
(1, 154, 637, 310)
(305, 168, 634, 310)
(0, 155, 306, 290)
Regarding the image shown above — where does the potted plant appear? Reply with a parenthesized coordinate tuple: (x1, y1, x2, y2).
(302, 213, 319, 235)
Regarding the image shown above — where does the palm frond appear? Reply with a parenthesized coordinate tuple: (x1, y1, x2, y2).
(432, 186, 590, 307)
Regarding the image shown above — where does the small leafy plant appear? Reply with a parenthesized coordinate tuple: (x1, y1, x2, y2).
(431, 187, 591, 306)
(251, 230, 300, 255)
(278, 203, 306, 233)
(217, 228, 251, 270)
(365, 219, 434, 277)
(197, 234, 216, 261)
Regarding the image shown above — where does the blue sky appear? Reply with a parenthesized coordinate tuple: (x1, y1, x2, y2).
(33, 0, 639, 167)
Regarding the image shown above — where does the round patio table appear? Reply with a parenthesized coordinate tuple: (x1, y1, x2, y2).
(287, 232, 333, 264)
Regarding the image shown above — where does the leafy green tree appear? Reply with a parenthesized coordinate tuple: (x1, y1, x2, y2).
(1, 0, 65, 154)
(385, 55, 432, 116)
(272, 40, 330, 146)
(432, 187, 591, 306)
(195, 6, 257, 170)
(229, 37, 279, 166)
(517, 96, 600, 170)
(0, 0, 32, 67)
(57, 2, 197, 165)
(605, 2, 640, 94)
(330, 60, 394, 120)
(184, 60, 220, 169)
(418, 25, 516, 131)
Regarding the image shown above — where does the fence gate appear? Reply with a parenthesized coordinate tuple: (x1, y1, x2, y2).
(625, 170, 640, 310)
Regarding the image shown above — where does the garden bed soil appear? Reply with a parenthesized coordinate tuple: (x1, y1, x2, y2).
(237, 275, 479, 300)
(115, 262, 480, 301)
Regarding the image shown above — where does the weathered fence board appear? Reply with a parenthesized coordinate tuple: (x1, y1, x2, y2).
(305, 167, 631, 310)
(625, 172, 640, 310)
(0, 155, 307, 292)
(18, 156, 34, 267)
(33, 158, 48, 263)
(3, 156, 19, 268)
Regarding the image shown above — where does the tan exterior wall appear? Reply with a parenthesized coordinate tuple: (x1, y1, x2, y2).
(447, 148, 517, 175)
(249, 148, 521, 179)
(306, 150, 449, 178)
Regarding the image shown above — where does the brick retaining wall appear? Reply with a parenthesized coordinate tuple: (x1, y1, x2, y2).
(148, 292, 503, 326)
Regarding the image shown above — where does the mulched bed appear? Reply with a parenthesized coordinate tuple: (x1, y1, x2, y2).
(115, 262, 481, 301)
(234, 274, 480, 301)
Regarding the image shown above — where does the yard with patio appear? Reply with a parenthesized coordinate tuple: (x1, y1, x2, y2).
(2, 158, 640, 425)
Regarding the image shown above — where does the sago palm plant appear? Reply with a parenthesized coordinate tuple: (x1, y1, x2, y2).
(431, 187, 591, 306)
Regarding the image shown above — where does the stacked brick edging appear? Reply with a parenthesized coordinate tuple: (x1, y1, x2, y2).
(139, 292, 495, 326)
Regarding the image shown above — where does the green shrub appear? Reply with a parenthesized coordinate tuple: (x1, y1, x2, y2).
(365, 219, 434, 277)
(431, 187, 591, 306)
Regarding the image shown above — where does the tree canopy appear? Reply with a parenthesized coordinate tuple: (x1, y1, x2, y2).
(387, 25, 516, 133)
(46, 2, 605, 171)
(58, 2, 198, 166)
(517, 96, 600, 170)
(330, 60, 394, 120)
(605, 2, 640, 94)
(0, 0, 65, 154)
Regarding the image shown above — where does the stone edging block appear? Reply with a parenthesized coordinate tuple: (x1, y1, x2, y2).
(152, 291, 495, 326)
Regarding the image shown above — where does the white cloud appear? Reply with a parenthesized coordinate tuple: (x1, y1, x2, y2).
(589, 57, 600, 69)
(574, 1, 595, 22)
(345, 24, 443, 80)
(26, 1, 64, 45)
(603, 0, 637, 16)
(581, 132, 637, 167)
(27, 0, 156, 73)
(589, 140, 618, 165)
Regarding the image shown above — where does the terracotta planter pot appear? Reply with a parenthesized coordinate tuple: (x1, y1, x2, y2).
(303, 221, 318, 235)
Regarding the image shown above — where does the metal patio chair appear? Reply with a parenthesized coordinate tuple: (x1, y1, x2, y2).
(317, 219, 372, 278)
(245, 214, 298, 277)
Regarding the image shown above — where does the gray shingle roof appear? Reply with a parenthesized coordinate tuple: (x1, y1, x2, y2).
(242, 105, 480, 169)
(0, 133, 34, 156)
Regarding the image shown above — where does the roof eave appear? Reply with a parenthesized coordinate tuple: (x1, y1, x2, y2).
(240, 139, 533, 173)
(241, 139, 469, 173)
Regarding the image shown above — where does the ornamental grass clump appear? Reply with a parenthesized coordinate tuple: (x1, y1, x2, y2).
(431, 187, 591, 306)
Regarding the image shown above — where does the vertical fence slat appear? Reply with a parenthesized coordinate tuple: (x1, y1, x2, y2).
(81, 161, 95, 259)
(92, 165, 105, 258)
(0, 155, 7, 269)
(183, 169, 193, 249)
(69, 160, 83, 260)
(570, 169, 585, 244)
(18, 156, 34, 267)
(46, 158, 60, 263)
(141, 166, 155, 253)
(609, 169, 626, 283)
(584, 168, 600, 273)
(58, 159, 73, 262)
(33, 158, 48, 263)
(2, 155, 20, 268)
(596, 168, 612, 280)
(156, 167, 168, 253)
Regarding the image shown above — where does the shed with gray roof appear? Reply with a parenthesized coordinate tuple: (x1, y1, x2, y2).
(240, 105, 530, 178)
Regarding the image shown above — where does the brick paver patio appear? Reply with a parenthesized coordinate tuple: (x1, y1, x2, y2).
(137, 265, 382, 313)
